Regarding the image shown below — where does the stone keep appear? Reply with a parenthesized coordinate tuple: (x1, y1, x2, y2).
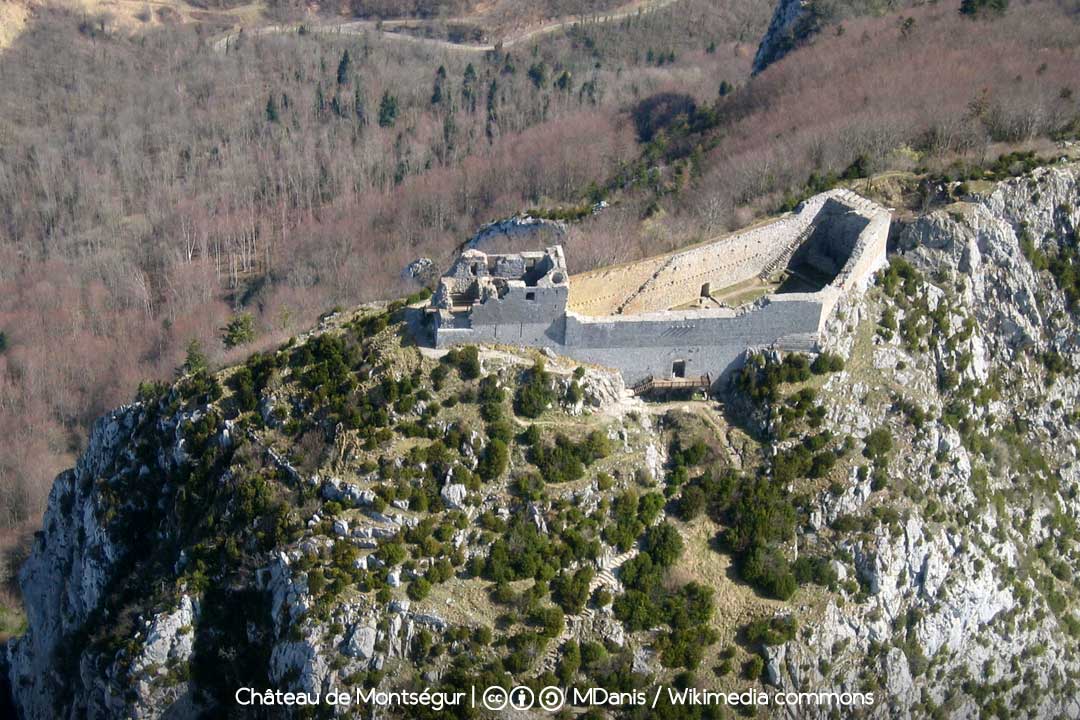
(428, 189, 890, 386)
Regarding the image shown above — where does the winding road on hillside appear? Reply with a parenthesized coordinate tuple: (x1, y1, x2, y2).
(212, 0, 683, 53)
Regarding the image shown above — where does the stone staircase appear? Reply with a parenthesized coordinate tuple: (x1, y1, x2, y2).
(758, 223, 814, 282)
(614, 256, 677, 315)
(537, 546, 639, 673)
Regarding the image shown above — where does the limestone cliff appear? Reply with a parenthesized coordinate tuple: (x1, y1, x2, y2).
(754, 0, 814, 73)
(754, 0, 923, 73)
(766, 163, 1080, 717)
(6, 164, 1080, 719)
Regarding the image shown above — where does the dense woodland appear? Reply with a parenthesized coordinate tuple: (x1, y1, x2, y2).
(0, 0, 1077, 584)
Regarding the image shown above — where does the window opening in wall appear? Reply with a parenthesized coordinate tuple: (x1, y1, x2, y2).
(700, 283, 711, 297)
(672, 360, 687, 378)
(526, 292, 536, 301)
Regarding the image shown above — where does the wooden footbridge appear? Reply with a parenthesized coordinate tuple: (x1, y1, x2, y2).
(631, 373, 712, 397)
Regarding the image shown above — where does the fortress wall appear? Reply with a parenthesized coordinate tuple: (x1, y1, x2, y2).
(434, 298, 826, 384)
(566, 256, 669, 316)
(556, 298, 826, 385)
(566, 193, 858, 318)
(792, 200, 873, 276)
(430, 189, 890, 387)
(469, 285, 568, 326)
(434, 319, 563, 349)
(621, 212, 815, 314)
(829, 211, 890, 293)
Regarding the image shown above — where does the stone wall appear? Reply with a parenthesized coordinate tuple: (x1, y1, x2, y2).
(567, 191, 844, 316)
(468, 284, 568, 327)
(429, 189, 891, 387)
(565, 255, 669, 316)
(560, 296, 825, 384)
(619, 214, 812, 314)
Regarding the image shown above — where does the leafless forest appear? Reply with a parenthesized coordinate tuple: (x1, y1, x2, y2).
(0, 0, 1077, 570)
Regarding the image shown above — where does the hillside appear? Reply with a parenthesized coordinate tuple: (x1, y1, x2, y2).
(2, 0, 1075, 573)
(0, 0, 693, 50)
(0, 1, 1078, 715)
(5, 163, 1080, 717)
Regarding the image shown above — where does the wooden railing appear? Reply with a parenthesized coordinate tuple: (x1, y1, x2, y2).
(631, 373, 712, 396)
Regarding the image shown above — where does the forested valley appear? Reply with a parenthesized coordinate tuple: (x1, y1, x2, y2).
(0, 0, 1077, 627)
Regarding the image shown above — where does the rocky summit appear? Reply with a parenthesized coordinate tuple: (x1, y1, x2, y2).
(2, 161, 1080, 718)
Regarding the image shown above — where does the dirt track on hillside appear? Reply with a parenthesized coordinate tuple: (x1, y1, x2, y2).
(212, 0, 683, 53)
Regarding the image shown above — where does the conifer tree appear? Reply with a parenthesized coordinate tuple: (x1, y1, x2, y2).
(462, 63, 477, 113)
(265, 94, 279, 123)
(431, 65, 447, 105)
(378, 91, 398, 127)
(337, 49, 351, 85)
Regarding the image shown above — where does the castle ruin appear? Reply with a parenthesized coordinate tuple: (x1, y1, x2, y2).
(426, 189, 890, 388)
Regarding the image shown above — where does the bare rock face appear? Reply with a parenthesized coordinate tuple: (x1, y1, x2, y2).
(343, 625, 377, 659)
(401, 257, 436, 284)
(440, 483, 468, 510)
(765, 164, 1080, 718)
(753, 0, 813, 73)
(577, 366, 626, 409)
(465, 214, 567, 252)
(7, 164, 1080, 720)
(7, 406, 142, 719)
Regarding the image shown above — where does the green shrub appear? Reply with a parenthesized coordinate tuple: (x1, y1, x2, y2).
(513, 472, 545, 501)
(644, 523, 684, 568)
(407, 577, 431, 601)
(960, 0, 1008, 17)
(734, 352, 812, 404)
(557, 640, 580, 684)
(515, 360, 556, 417)
(811, 352, 845, 374)
(722, 476, 796, 554)
(809, 451, 836, 478)
(744, 615, 797, 646)
(180, 339, 209, 376)
(222, 313, 256, 348)
(741, 546, 796, 601)
(613, 589, 662, 631)
(529, 435, 585, 483)
(552, 567, 594, 614)
(580, 640, 607, 666)
(230, 367, 258, 412)
(565, 380, 583, 405)
(520, 424, 542, 445)
(792, 556, 838, 589)
(671, 438, 709, 467)
(879, 258, 922, 299)
(307, 570, 326, 596)
(677, 485, 706, 520)
(529, 605, 565, 638)
(863, 428, 894, 459)
(477, 439, 509, 481)
(446, 346, 481, 380)
(485, 419, 513, 444)
(579, 430, 613, 463)
(659, 626, 717, 669)
(377, 542, 407, 567)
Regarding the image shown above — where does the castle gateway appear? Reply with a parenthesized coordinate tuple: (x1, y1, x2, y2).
(426, 190, 890, 388)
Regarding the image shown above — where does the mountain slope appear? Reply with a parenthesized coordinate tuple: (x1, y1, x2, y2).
(5, 163, 1080, 718)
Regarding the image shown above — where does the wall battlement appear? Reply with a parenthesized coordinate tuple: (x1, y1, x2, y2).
(427, 190, 890, 386)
